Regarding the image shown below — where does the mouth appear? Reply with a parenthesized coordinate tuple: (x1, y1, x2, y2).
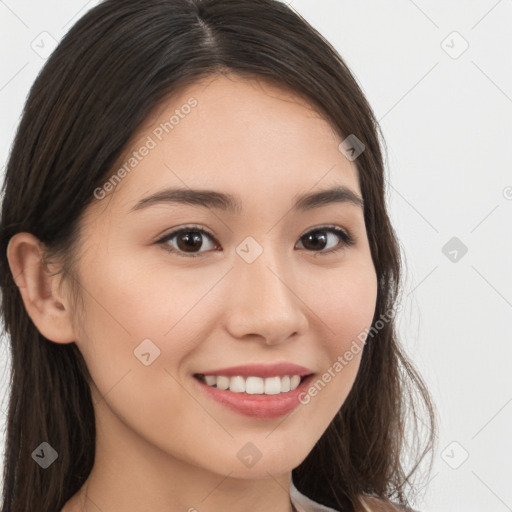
(192, 372, 315, 419)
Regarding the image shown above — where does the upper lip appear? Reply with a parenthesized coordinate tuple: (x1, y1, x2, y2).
(195, 362, 313, 378)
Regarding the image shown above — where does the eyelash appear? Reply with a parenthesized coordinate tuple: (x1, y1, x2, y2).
(156, 224, 356, 259)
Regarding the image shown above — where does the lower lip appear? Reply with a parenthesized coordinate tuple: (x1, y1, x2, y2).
(192, 374, 314, 419)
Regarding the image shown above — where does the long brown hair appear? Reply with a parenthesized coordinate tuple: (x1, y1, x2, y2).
(0, 1, 437, 511)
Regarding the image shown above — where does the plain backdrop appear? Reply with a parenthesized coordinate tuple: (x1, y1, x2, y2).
(1, 1, 511, 511)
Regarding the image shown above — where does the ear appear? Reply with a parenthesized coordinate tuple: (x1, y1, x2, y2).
(6, 232, 76, 344)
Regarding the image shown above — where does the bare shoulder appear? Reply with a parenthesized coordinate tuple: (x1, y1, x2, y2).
(357, 495, 419, 512)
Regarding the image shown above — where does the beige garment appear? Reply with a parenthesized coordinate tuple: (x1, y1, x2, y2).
(290, 475, 345, 512)
(290, 475, 416, 512)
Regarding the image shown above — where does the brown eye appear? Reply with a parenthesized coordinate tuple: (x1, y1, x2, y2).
(296, 227, 354, 254)
(158, 227, 218, 258)
(175, 231, 204, 252)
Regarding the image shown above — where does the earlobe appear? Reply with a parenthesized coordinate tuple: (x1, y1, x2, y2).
(6, 232, 76, 344)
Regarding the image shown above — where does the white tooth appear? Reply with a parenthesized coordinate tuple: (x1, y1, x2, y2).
(230, 376, 246, 393)
(204, 375, 217, 386)
(216, 375, 230, 390)
(290, 375, 301, 390)
(204, 374, 302, 394)
(281, 375, 291, 392)
(264, 376, 282, 395)
(245, 376, 264, 394)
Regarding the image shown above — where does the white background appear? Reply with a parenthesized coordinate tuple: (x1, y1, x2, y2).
(1, 1, 511, 511)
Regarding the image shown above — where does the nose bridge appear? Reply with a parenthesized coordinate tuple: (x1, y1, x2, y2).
(225, 237, 308, 343)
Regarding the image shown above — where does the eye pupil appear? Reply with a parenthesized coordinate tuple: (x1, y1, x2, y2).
(302, 232, 327, 251)
(177, 231, 203, 252)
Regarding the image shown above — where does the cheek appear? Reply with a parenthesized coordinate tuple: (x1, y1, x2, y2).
(70, 259, 227, 463)
(307, 256, 378, 349)
(297, 258, 377, 413)
(77, 252, 221, 341)
(71, 253, 229, 406)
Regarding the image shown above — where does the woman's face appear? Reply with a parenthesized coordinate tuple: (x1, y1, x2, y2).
(70, 73, 377, 479)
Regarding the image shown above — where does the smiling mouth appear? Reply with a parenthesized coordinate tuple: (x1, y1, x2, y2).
(193, 373, 312, 395)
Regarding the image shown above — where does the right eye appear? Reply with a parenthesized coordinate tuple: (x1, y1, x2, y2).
(156, 226, 220, 258)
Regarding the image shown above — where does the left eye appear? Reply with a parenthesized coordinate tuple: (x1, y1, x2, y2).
(296, 226, 354, 253)
(157, 225, 355, 258)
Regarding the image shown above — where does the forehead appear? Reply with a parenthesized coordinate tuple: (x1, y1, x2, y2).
(98, 72, 360, 212)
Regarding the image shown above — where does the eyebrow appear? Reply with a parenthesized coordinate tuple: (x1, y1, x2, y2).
(129, 184, 364, 214)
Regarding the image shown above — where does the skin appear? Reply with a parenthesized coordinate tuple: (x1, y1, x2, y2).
(8, 72, 378, 512)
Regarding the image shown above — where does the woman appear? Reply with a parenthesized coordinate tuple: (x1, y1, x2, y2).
(0, 1, 436, 511)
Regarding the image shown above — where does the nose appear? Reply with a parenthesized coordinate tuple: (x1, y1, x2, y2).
(224, 248, 309, 345)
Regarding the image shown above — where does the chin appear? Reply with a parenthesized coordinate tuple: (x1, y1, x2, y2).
(216, 439, 311, 479)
